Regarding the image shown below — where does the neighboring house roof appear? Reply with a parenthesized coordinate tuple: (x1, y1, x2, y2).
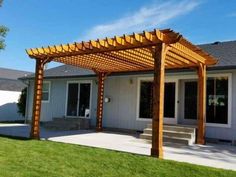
(0, 68, 32, 91)
(199, 40, 236, 68)
(21, 40, 236, 80)
(0, 67, 32, 80)
(41, 65, 95, 78)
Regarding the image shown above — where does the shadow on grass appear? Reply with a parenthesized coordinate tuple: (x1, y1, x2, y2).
(0, 134, 30, 140)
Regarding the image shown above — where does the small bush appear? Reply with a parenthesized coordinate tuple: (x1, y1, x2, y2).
(17, 87, 27, 117)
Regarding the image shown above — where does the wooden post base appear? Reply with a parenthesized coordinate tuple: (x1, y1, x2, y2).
(30, 133, 40, 140)
(197, 138, 205, 145)
(151, 148, 163, 158)
(96, 127, 103, 132)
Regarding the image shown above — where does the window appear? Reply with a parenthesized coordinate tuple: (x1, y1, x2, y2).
(67, 83, 78, 116)
(42, 82, 50, 102)
(139, 81, 153, 119)
(183, 76, 230, 125)
(184, 81, 197, 120)
(206, 77, 228, 124)
(66, 82, 91, 118)
(78, 83, 91, 117)
(138, 80, 176, 119)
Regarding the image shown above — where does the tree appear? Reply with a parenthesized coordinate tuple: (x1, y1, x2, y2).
(17, 88, 27, 117)
(0, 0, 9, 50)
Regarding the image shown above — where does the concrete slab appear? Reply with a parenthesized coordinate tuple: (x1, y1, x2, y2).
(0, 123, 235, 171)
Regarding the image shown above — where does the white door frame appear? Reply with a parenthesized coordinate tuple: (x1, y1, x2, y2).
(136, 77, 179, 124)
(164, 78, 178, 124)
(65, 80, 93, 119)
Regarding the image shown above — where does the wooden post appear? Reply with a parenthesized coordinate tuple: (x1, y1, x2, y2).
(96, 72, 105, 132)
(197, 64, 206, 144)
(30, 59, 45, 139)
(151, 43, 167, 158)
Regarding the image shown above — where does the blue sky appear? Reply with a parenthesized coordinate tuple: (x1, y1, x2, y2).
(0, 0, 236, 72)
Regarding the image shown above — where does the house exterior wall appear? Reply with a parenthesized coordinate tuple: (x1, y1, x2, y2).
(26, 78, 98, 125)
(0, 90, 23, 121)
(26, 70, 236, 142)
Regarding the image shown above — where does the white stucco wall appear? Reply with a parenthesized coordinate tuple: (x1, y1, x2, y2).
(0, 90, 23, 121)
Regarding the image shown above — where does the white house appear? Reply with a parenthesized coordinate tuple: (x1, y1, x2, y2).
(0, 67, 31, 121)
(21, 40, 236, 145)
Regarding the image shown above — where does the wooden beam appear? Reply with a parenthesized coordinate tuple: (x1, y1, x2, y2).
(30, 59, 45, 139)
(96, 72, 106, 132)
(151, 43, 167, 158)
(197, 64, 206, 144)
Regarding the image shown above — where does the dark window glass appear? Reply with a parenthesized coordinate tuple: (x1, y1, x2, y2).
(67, 83, 78, 116)
(164, 83, 175, 118)
(42, 92, 49, 101)
(42, 82, 50, 101)
(139, 81, 176, 118)
(78, 83, 91, 117)
(139, 81, 153, 118)
(206, 77, 228, 124)
(184, 81, 197, 119)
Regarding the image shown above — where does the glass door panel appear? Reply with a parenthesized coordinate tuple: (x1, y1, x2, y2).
(78, 83, 91, 118)
(184, 81, 197, 120)
(164, 82, 176, 118)
(67, 83, 78, 116)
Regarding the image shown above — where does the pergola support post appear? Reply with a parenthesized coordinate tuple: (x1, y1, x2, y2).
(96, 72, 105, 132)
(151, 43, 167, 158)
(197, 64, 206, 144)
(30, 59, 45, 139)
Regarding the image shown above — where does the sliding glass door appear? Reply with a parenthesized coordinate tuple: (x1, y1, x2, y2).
(138, 79, 178, 124)
(183, 75, 230, 125)
(66, 82, 92, 118)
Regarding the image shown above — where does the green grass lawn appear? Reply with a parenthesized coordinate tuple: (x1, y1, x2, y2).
(0, 137, 235, 177)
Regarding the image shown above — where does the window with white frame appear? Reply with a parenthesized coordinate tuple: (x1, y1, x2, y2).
(42, 82, 50, 102)
(138, 79, 176, 119)
(206, 76, 229, 124)
(66, 82, 92, 118)
(183, 75, 231, 125)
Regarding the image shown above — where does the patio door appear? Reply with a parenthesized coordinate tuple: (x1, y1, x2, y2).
(164, 80, 178, 124)
(138, 78, 178, 124)
(66, 82, 92, 118)
(183, 81, 198, 124)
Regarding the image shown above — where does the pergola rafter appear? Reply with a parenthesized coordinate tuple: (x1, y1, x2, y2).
(27, 29, 216, 72)
(26, 28, 217, 159)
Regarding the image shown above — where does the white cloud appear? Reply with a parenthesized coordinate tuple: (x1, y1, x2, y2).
(79, 0, 200, 41)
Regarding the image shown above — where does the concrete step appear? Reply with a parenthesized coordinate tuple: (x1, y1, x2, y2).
(147, 124, 195, 133)
(43, 118, 90, 130)
(141, 124, 196, 145)
(43, 122, 81, 130)
(164, 136, 190, 145)
(164, 130, 193, 139)
(140, 133, 191, 145)
(143, 128, 193, 139)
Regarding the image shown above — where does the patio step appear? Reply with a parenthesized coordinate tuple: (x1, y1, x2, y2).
(140, 124, 196, 145)
(42, 117, 90, 130)
(143, 128, 193, 139)
(140, 133, 191, 145)
(147, 124, 196, 133)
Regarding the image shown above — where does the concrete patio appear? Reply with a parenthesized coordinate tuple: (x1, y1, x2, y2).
(0, 123, 236, 171)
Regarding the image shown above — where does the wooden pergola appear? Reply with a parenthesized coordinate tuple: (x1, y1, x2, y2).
(26, 29, 217, 158)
